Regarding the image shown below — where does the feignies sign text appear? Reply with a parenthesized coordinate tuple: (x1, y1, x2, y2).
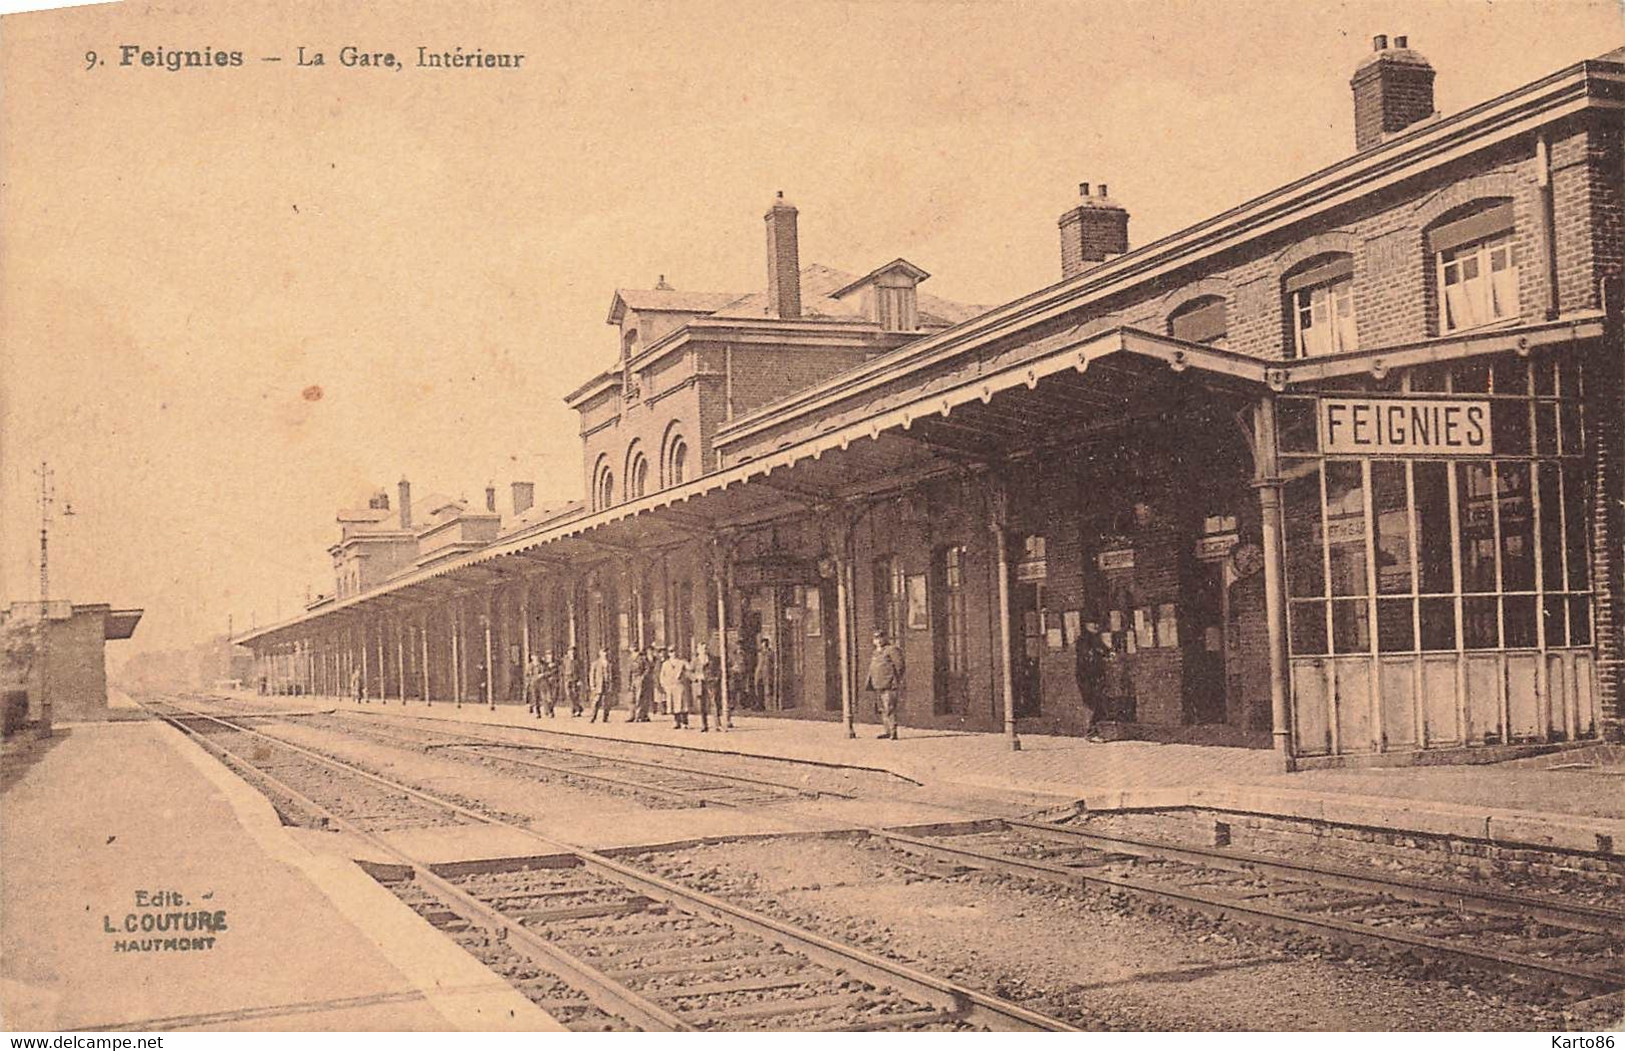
(1318, 397, 1492, 456)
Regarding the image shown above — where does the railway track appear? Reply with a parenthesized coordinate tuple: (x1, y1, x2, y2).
(275, 709, 844, 809)
(138, 695, 1074, 1032)
(151, 694, 1625, 1007)
(863, 818, 1625, 997)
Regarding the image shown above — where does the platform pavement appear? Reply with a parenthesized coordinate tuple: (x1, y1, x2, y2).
(0, 712, 560, 1032)
(234, 690, 1623, 857)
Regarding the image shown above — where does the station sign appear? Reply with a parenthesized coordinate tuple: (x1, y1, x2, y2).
(1318, 397, 1492, 456)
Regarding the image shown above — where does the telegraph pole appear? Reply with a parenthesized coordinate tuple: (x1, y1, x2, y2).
(35, 462, 53, 603)
(32, 462, 73, 737)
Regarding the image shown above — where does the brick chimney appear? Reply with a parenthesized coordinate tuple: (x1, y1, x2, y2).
(764, 191, 801, 319)
(398, 477, 412, 529)
(512, 481, 535, 517)
(485, 483, 497, 513)
(1059, 182, 1130, 280)
(1351, 35, 1435, 152)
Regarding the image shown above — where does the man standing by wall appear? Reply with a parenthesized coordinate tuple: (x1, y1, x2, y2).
(865, 629, 905, 740)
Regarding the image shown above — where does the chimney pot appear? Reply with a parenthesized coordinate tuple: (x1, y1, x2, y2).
(485, 484, 497, 513)
(1373, 34, 1388, 50)
(1079, 182, 1090, 197)
(1352, 34, 1434, 151)
(1059, 184, 1130, 280)
(398, 477, 412, 529)
(764, 192, 802, 319)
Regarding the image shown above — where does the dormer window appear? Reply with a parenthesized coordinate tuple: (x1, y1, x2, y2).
(876, 285, 917, 332)
(1428, 201, 1518, 334)
(1286, 255, 1356, 358)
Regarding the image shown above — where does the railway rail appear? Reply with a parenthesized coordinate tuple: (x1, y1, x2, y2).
(138, 695, 1074, 1033)
(863, 818, 1625, 996)
(275, 709, 846, 809)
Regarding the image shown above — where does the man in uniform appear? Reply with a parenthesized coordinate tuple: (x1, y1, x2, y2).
(753, 636, 776, 711)
(524, 652, 543, 717)
(561, 645, 582, 716)
(588, 647, 614, 723)
(695, 641, 721, 732)
(351, 665, 365, 705)
(625, 646, 649, 722)
(1074, 621, 1109, 743)
(865, 629, 905, 740)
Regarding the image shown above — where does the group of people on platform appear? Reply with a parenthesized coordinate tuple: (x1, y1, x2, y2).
(334, 620, 938, 742)
(519, 642, 728, 731)
(333, 621, 1111, 744)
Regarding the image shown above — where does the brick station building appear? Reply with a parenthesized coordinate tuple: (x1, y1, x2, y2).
(239, 39, 1625, 769)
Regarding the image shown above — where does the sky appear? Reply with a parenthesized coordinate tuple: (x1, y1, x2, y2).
(1, 0, 1620, 669)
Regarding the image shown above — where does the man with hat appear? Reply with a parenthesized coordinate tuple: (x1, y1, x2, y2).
(865, 629, 906, 740)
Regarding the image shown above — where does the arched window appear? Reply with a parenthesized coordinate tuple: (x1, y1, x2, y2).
(1168, 295, 1228, 347)
(669, 438, 688, 486)
(1284, 253, 1356, 358)
(592, 456, 615, 512)
(1427, 199, 1517, 334)
(660, 422, 690, 488)
(627, 445, 649, 500)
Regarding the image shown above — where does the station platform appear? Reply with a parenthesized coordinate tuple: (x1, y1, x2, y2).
(0, 711, 559, 1032)
(235, 691, 1625, 857)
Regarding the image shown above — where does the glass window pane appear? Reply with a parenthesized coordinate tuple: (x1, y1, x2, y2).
(1278, 398, 1318, 454)
(1371, 462, 1412, 594)
(1325, 461, 1368, 597)
(1559, 403, 1582, 457)
(1538, 462, 1565, 593)
(1290, 601, 1328, 656)
(1533, 357, 1555, 397)
(1419, 597, 1457, 651)
(1491, 399, 1530, 455)
(1503, 595, 1537, 648)
(1284, 462, 1325, 598)
(1457, 462, 1497, 592)
(1414, 462, 1454, 593)
(1331, 599, 1371, 654)
(1535, 403, 1558, 455)
(1492, 358, 1528, 396)
(1542, 594, 1567, 648)
(1491, 260, 1520, 320)
(1562, 463, 1590, 590)
(1569, 597, 1591, 646)
(1377, 599, 1414, 653)
(1453, 360, 1491, 393)
(1497, 462, 1535, 591)
(1409, 364, 1448, 393)
(1463, 596, 1499, 649)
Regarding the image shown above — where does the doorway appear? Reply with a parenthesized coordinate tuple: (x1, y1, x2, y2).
(1011, 579, 1043, 718)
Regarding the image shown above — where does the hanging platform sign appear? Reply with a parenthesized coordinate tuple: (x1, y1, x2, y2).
(1097, 549, 1135, 571)
(1195, 533, 1238, 563)
(1015, 559, 1048, 583)
(1319, 397, 1491, 456)
(733, 554, 821, 589)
